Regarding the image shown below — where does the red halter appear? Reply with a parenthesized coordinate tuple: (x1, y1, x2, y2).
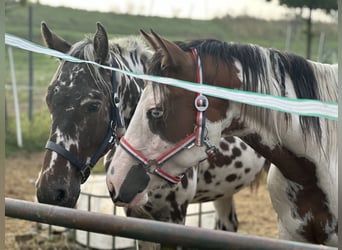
(119, 48, 217, 184)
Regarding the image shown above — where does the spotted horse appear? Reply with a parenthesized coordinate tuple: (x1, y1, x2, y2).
(34, 22, 268, 249)
(106, 30, 338, 246)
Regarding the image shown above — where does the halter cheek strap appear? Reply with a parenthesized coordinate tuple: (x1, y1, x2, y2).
(192, 48, 217, 156)
(192, 48, 209, 146)
(111, 58, 124, 130)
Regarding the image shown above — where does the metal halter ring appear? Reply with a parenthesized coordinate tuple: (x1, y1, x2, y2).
(194, 95, 209, 112)
(114, 93, 120, 108)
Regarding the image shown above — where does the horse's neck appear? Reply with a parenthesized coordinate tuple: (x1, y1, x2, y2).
(110, 38, 152, 76)
(238, 108, 336, 164)
(220, 60, 338, 209)
(111, 43, 150, 87)
(115, 53, 145, 74)
(110, 46, 151, 128)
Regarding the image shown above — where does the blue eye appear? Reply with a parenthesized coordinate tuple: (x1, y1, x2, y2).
(148, 108, 163, 119)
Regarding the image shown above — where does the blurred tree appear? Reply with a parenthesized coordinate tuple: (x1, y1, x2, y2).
(267, 0, 337, 59)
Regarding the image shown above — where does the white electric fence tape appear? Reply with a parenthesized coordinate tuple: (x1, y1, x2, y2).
(5, 33, 337, 121)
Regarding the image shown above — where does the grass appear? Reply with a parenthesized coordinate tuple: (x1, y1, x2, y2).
(4, 4, 338, 156)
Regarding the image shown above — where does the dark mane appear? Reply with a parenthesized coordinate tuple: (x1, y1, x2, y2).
(68, 37, 92, 59)
(174, 39, 320, 101)
(57, 36, 113, 98)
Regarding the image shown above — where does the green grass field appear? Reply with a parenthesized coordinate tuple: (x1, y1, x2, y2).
(4, 4, 338, 157)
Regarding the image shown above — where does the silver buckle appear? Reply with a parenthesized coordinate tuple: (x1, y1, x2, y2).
(194, 95, 209, 112)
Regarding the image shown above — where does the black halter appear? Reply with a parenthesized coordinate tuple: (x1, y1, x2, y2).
(45, 59, 122, 183)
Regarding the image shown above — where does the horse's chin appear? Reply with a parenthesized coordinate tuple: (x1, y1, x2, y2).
(36, 189, 80, 209)
(122, 192, 148, 208)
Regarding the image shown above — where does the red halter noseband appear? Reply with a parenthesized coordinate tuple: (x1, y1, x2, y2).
(119, 48, 217, 184)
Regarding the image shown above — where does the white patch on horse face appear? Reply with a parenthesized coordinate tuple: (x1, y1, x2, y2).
(80, 98, 95, 106)
(80, 91, 101, 107)
(65, 107, 75, 112)
(64, 65, 86, 88)
(43, 127, 80, 178)
(88, 91, 100, 98)
(56, 71, 64, 81)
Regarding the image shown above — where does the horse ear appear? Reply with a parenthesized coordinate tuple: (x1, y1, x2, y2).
(140, 29, 159, 51)
(93, 22, 109, 64)
(41, 21, 71, 53)
(150, 30, 188, 70)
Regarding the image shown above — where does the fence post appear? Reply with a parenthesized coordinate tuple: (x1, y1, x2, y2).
(7, 46, 23, 147)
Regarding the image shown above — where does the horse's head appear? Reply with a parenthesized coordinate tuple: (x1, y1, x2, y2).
(106, 31, 243, 207)
(36, 22, 115, 207)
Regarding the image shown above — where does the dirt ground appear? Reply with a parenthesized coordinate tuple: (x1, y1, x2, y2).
(5, 152, 278, 249)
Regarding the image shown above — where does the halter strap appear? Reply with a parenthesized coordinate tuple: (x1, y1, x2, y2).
(192, 48, 217, 155)
(45, 141, 85, 170)
(191, 48, 208, 146)
(111, 57, 124, 130)
(45, 124, 115, 183)
(119, 134, 196, 184)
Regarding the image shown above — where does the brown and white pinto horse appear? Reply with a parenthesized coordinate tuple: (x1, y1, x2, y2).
(35, 23, 268, 250)
(106, 31, 338, 246)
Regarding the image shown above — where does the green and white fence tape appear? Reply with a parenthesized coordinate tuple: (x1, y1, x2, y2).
(5, 33, 338, 121)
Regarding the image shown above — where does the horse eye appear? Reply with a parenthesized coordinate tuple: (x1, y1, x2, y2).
(148, 108, 164, 119)
(86, 102, 101, 113)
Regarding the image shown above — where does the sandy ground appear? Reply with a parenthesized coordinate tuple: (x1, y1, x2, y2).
(5, 151, 278, 249)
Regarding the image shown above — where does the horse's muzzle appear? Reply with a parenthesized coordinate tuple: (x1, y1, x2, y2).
(114, 164, 150, 204)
